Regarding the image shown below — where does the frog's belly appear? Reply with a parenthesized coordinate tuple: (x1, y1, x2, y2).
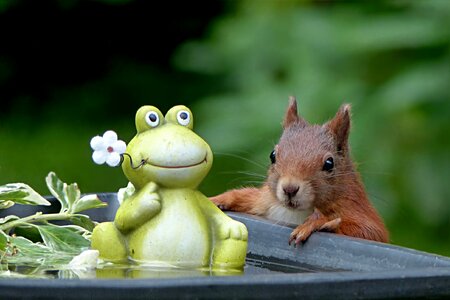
(127, 201, 210, 267)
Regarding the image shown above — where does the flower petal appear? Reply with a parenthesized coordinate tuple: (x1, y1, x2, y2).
(102, 130, 118, 145)
(69, 250, 99, 270)
(112, 140, 127, 154)
(92, 151, 107, 165)
(90, 136, 104, 151)
(106, 152, 121, 167)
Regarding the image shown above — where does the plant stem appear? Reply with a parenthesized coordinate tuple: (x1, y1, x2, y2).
(0, 212, 72, 233)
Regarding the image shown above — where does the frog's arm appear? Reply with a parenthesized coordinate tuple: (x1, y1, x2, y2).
(197, 192, 232, 224)
(114, 182, 161, 233)
(197, 192, 248, 241)
(197, 192, 248, 269)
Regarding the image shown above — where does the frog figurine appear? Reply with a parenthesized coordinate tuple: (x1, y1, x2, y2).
(91, 105, 248, 269)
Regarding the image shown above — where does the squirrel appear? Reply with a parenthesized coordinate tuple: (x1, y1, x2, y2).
(210, 97, 389, 244)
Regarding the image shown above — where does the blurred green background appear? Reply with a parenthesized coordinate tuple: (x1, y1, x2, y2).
(0, 0, 449, 256)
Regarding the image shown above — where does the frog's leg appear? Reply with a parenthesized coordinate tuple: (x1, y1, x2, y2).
(197, 193, 248, 269)
(91, 222, 128, 262)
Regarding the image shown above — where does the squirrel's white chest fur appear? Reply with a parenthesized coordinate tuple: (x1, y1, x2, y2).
(265, 204, 311, 226)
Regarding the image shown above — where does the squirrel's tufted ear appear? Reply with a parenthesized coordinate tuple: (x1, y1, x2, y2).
(326, 104, 351, 153)
(283, 96, 308, 128)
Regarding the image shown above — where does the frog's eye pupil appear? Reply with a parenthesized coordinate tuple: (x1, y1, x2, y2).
(145, 111, 160, 128)
(180, 112, 188, 120)
(149, 114, 157, 122)
(177, 110, 191, 126)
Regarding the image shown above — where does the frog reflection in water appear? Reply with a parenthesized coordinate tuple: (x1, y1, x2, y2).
(91, 105, 248, 269)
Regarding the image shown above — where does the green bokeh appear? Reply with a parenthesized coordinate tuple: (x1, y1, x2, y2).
(0, 0, 449, 256)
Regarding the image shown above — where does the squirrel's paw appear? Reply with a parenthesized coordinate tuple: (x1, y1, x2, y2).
(289, 212, 341, 245)
(210, 195, 230, 210)
(217, 220, 248, 241)
(289, 224, 315, 245)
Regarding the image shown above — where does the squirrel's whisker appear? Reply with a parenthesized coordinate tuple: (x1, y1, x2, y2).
(214, 152, 267, 170)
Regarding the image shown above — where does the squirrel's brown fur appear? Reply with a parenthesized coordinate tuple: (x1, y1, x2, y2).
(210, 97, 389, 244)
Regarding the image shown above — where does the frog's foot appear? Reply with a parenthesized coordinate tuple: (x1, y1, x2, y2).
(91, 222, 128, 263)
(217, 220, 248, 241)
(212, 220, 248, 269)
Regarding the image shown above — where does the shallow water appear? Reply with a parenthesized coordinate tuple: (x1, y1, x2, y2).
(4, 253, 328, 279)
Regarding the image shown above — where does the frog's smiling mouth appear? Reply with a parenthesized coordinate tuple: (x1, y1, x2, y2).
(144, 155, 208, 169)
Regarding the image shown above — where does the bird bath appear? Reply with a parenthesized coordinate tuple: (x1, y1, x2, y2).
(1, 193, 449, 299)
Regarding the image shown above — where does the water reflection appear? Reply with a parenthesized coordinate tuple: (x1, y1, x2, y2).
(59, 263, 243, 279)
(5, 253, 322, 279)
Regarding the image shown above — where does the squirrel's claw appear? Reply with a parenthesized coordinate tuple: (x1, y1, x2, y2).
(289, 209, 341, 246)
(289, 225, 313, 245)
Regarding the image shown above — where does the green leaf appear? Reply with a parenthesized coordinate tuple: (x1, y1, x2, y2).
(45, 172, 69, 212)
(11, 236, 52, 258)
(0, 231, 9, 251)
(0, 186, 27, 200)
(65, 182, 80, 213)
(70, 215, 96, 232)
(60, 224, 91, 237)
(45, 172, 80, 213)
(0, 183, 50, 206)
(0, 215, 19, 225)
(13, 225, 43, 243)
(37, 225, 90, 254)
(0, 173, 108, 273)
(0, 200, 14, 209)
(45, 172, 82, 213)
(71, 194, 107, 214)
(5, 235, 80, 268)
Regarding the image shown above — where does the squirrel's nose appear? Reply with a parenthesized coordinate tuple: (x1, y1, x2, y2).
(283, 185, 299, 199)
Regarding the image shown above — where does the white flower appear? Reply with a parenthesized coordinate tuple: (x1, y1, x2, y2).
(90, 130, 126, 167)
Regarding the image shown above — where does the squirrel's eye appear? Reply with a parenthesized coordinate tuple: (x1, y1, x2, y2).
(176, 110, 190, 126)
(145, 111, 160, 128)
(270, 150, 276, 164)
(322, 157, 334, 172)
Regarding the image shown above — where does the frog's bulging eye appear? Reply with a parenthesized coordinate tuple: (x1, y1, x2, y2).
(176, 110, 191, 126)
(145, 111, 160, 128)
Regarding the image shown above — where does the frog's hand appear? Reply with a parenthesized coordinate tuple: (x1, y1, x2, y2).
(114, 182, 161, 233)
(211, 214, 248, 269)
(215, 219, 248, 239)
(197, 193, 248, 268)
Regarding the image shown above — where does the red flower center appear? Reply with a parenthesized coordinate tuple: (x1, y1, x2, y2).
(107, 146, 114, 153)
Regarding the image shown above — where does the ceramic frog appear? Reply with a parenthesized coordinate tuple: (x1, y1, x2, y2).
(91, 105, 248, 269)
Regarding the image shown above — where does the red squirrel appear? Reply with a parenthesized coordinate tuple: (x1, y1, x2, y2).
(210, 97, 389, 244)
